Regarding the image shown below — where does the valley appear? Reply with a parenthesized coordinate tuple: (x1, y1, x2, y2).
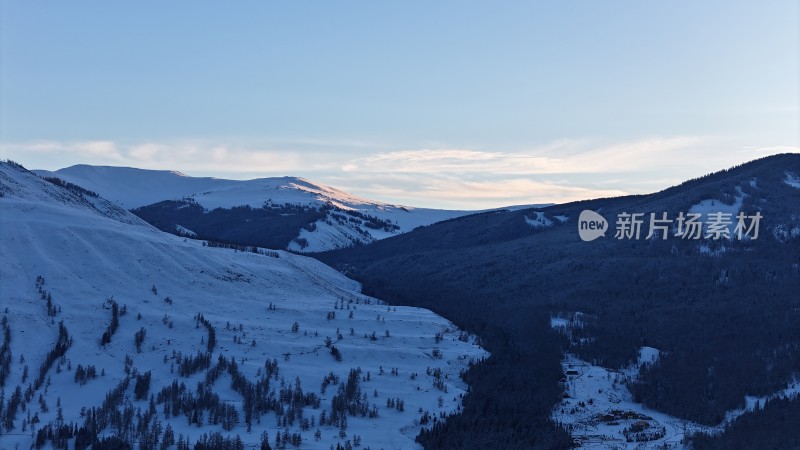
(0, 162, 488, 449)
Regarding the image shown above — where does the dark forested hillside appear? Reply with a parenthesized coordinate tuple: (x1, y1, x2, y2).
(316, 154, 800, 448)
(132, 199, 402, 251)
(132, 200, 328, 250)
(691, 396, 800, 450)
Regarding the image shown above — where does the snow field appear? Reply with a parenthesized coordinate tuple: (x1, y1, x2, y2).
(0, 164, 488, 449)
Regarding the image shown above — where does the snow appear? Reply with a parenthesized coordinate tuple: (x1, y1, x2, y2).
(785, 172, 800, 189)
(549, 312, 587, 334)
(524, 211, 553, 228)
(288, 216, 368, 253)
(698, 243, 728, 257)
(0, 162, 488, 449)
(551, 315, 711, 448)
(722, 379, 800, 425)
(33, 165, 227, 209)
(688, 196, 742, 222)
(551, 314, 800, 449)
(636, 347, 660, 367)
(34, 165, 472, 252)
(554, 354, 715, 449)
(550, 317, 569, 329)
(687, 192, 744, 238)
(174, 224, 197, 237)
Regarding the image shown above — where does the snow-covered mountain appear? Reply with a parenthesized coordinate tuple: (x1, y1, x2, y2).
(34, 165, 472, 252)
(0, 161, 488, 449)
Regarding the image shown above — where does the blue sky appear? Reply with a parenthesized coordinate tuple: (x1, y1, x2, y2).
(1, 1, 798, 208)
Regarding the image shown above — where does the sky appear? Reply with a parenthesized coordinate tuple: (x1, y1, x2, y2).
(1, 1, 798, 209)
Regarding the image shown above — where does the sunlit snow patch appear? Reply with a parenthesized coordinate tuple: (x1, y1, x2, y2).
(524, 211, 553, 228)
(785, 171, 800, 189)
(174, 224, 197, 237)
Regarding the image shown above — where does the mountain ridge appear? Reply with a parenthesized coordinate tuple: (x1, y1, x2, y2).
(33, 165, 473, 252)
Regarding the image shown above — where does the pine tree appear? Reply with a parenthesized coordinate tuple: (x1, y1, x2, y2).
(260, 431, 272, 450)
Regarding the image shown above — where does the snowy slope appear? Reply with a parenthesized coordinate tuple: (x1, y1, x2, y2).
(34, 165, 471, 252)
(4, 164, 153, 229)
(0, 162, 488, 449)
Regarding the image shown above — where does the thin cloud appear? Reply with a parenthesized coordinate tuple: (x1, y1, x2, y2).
(342, 137, 717, 175)
(332, 176, 629, 209)
(3, 140, 337, 175)
(19, 140, 126, 162)
(1, 137, 796, 209)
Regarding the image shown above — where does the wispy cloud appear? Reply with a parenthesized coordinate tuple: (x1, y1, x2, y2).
(5, 139, 339, 174)
(326, 175, 629, 209)
(2, 137, 796, 209)
(19, 140, 126, 162)
(342, 137, 714, 175)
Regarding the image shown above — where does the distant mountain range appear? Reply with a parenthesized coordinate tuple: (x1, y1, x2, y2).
(34, 165, 473, 252)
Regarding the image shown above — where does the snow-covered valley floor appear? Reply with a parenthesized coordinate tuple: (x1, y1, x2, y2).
(551, 315, 800, 449)
(553, 353, 713, 449)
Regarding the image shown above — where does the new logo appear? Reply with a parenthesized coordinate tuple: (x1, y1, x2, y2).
(578, 210, 608, 241)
